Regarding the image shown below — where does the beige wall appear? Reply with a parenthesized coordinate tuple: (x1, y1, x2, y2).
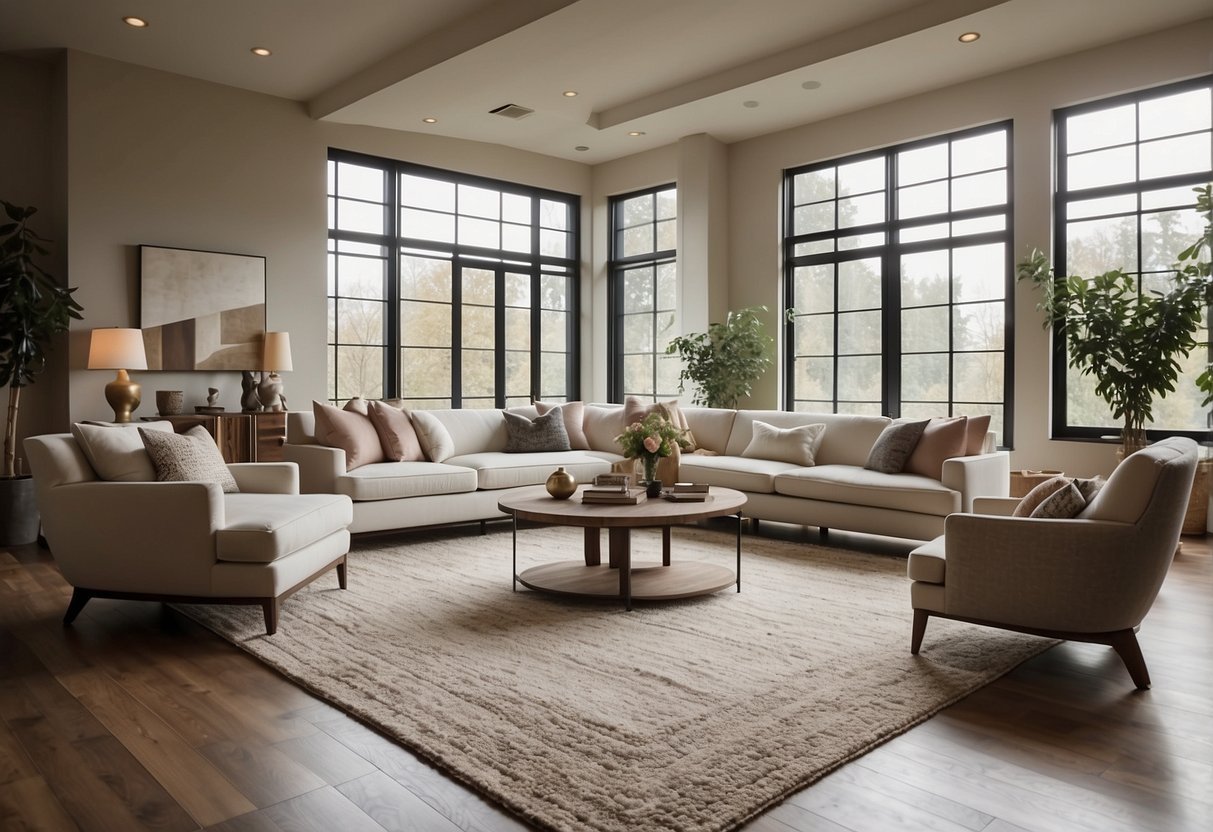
(58, 50, 592, 422)
(727, 20, 1213, 476)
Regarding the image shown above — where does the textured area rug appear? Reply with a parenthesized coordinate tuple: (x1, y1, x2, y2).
(182, 525, 1054, 832)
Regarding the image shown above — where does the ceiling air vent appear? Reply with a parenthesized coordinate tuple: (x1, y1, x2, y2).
(489, 103, 534, 120)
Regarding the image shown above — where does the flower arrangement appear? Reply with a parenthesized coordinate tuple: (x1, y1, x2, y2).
(615, 412, 687, 484)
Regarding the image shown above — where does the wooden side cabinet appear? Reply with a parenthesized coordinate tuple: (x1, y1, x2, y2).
(160, 412, 286, 463)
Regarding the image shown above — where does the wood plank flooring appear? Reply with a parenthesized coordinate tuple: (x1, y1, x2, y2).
(1, 528, 1209, 832)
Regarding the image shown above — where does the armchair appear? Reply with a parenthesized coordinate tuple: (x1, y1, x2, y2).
(907, 437, 1197, 689)
(25, 432, 354, 634)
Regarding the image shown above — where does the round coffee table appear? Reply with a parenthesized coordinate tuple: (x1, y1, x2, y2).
(498, 485, 747, 610)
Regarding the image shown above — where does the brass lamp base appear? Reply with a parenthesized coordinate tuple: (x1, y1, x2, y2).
(104, 369, 141, 423)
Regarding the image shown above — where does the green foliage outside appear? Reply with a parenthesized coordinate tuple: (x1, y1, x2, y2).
(665, 306, 775, 408)
(0, 202, 83, 478)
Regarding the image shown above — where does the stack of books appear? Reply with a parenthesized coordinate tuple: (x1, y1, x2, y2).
(664, 482, 709, 502)
(581, 484, 647, 505)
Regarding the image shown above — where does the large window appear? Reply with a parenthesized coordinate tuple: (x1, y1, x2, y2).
(608, 185, 679, 402)
(1054, 76, 1213, 439)
(326, 150, 579, 408)
(784, 124, 1013, 445)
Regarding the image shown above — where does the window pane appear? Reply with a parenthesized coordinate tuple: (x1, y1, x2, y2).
(505, 273, 530, 306)
(796, 357, 833, 400)
(656, 262, 677, 310)
(837, 192, 884, 227)
(1142, 207, 1206, 270)
(655, 218, 676, 251)
(401, 208, 455, 243)
(462, 268, 495, 305)
(623, 354, 653, 396)
(898, 143, 947, 186)
(1066, 104, 1135, 154)
(656, 188, 677, 219)
(620, 194, 653, 226)
(623, 225, 654, 257)
(837, 258, 881, 311)
(793, 170, 835, 204)
(502, 223, 532, 253)
(541, 310, 567, 352)
(336, 299, 384, 344)
(952, 243, 1004, 302)
(540, 352, 566, 398)
(336, 346, 384, 400)
(335, 255, 385, 299)
(623, 266, 654, 312)
(795, 315, 833, 355)
(401, 301, 449, 347)
(338, 199, 384, 234)
(459, 184, 499, 219)
(836, 356, 880, 400)
(951, 170, 1006, 211)
(898, 181, 948, 219)
(902, 306, 948, 352)
(837, 311, 880, 355)
(505, 350, 530, 398)
(794, 202, 834, 234)
(1066, 215, 1137, 275)
(953, 352, 1003, 402)
(402, 348, 451, 398)
(505, 307, 530, 350)
(953, 302, 1005, 350)
(540, 274, 567, 310)
(459, 216, 499, 249)
(837, 158, 884, 195)
(540, 199, 568, 230)
(1140, 88, 1211, 140)
(952, 131, 1006, 176)
(795, 265, 833, 313)
(1067, 194, 1137, 220)
(1067, 145, 1136, 190)
(337, 163, 384, 201)
(461, 305, 494, 349)
(901, 353, 948, 402)
(541, 229, 570, 258)
(1139, 133, 1212, 181)
(462, 349, 495, 397)
(401, 174, 455, 211)
(502, 193, 530, 224)
(401, 256, 451, 302)
(622, 313, 653, 353)
(951, 215, 1006, 237)
(901, 250, 949, 307)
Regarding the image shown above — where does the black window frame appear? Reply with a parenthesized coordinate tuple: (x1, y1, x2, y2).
(607, 183, 678, 403)
(326, 148, 581, 407)
(782, 122, 1015, 447)
(1052, 75, 1213, 442)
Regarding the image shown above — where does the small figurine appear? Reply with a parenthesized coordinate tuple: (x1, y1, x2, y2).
(207, 387, 219, 408)
(240, 371, 262, 412)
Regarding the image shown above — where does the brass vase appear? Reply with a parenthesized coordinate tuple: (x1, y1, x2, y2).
(546, 466, 576, 500)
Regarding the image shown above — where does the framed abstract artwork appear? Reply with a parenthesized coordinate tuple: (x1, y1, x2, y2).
(139, 245, 266, 371)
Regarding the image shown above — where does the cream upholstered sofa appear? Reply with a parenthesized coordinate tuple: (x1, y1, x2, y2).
(906, 437, 1197, 689)
(25, 429, 353, 635)
(285, 405, 1008, 541)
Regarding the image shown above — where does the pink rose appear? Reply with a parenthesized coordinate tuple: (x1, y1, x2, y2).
(643, 436, 660, 453)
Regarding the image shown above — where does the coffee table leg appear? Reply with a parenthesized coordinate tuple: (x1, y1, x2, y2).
(662, 526, 671, 567)
(584, 527, 601, 566)
(511, 512, 517, 592)
(736, 512, 743, 592)
(608, 527, 632, 610)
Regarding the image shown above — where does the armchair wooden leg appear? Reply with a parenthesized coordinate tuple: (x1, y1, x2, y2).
(910, 609, 929, 655)
(262, 599, 280, 636)
(63, 588, 91, 626)
(337, 558, 347, 590)
(1109, 629, 1151, 690)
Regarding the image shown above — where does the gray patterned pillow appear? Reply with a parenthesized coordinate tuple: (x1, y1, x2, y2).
(1030, 481, 1086, 518)
(139, 426, 238, 493)
(503, 408, 570, 453)
(864, 419, 929, 474)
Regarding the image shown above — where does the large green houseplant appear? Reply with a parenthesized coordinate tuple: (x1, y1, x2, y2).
(1017, 185, 1211, 457)
(665, 306, 775, 408)
(0, 201, 83, 544)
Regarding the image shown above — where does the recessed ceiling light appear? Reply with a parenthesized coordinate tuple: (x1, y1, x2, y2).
(422, 117, 438, 124)
(250, 47, 272, 57)
(800, 80, 822, 90)
(122, 16, 148, 28)
(562, 90, 578, 97)
(743, 100, 759, 109)
(958, 32, 980, 43)
(628, 131, 645, 137)
(574, 146, 589, 152)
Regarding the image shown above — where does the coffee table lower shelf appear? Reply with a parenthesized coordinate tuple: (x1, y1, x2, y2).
(517, 560, 736, 601)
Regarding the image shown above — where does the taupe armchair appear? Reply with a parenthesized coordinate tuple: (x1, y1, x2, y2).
(907, 437, 1197, 689)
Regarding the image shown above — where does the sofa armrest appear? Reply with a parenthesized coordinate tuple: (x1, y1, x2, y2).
(41, 481, 224, 594)
(972, 496, 1019, 516)
(228, 462, 299, 495)
(941, 452, 1010, 512)
(282, 443, 344, 494)
(942, 512, 1154, 632)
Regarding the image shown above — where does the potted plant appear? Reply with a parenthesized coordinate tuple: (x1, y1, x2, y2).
(1017, 186, 1211, 459)
(665, 306, 776, 408)
(0, 201, 83, 545)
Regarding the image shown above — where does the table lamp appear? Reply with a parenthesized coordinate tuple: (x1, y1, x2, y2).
(88, 328, 148, 422)
(257, 331, 293, 411)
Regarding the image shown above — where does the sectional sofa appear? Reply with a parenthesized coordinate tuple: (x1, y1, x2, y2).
(285, 404, 1009, 541)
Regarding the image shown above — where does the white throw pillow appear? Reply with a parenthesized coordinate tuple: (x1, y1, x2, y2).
(139, 425, 238, 493)
(741, 420, 827, 466)
(409, 410, 455, 462)
(71, 421, 174, 481)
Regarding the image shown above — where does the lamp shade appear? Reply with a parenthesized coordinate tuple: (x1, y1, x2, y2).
(88, 328, 148, 370)
(262, 331, 293, 372)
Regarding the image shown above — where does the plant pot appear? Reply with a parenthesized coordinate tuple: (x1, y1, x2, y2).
(0, 475, 40, 546)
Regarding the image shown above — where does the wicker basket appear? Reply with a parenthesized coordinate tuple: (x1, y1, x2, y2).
(1008, 469, 1064, 498)
(1182, 459, 1211, 535)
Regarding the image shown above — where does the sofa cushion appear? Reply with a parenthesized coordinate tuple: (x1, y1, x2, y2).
(367, 401, 425, 462)
(71, 421, 173, 482)
(865, 420, 928, 474)
(503, 409, 570, 452)
(741, 420, 826, 466)
(217, 493, 353, 564)
(683, 408, 736, 454)
(535, 400, 590, 450)
(907, 535, 947, 584)
(677, 454, 802, 494)
(314, 400, 385, 471)
(139, 425, 238, 493)
(334, 461, 478, 501)
(444, 451, 611, 490)
(774, 465, 960, 516)
(904, 416, 968, 480)
(725, 411, 890, 467)
(583, 404, 625, 453)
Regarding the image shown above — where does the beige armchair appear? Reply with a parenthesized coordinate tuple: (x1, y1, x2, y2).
(907, 437, 1197, 689)
(25, 432, 354, 634)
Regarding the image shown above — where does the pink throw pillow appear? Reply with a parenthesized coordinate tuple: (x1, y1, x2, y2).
(964, 414, 992, 455)
(367, 401, 425, 462)
(313, 400, 385, 471)
(903, 416, 968, 479)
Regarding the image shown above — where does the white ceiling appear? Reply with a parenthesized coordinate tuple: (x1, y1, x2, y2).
(2, 0, 1210, 164)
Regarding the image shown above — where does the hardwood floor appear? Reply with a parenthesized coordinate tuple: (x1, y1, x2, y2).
(1, 529, 1209, 832)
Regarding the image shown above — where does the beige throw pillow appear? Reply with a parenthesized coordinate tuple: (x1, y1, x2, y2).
(71, 421, 174, 481)
(535, 400, 590, 450)
(139, 425, 238, 493)
(367, 400, 425, 462)
(903, 416, 968, 479)
(409, 410, 455, 463)
(741, 420, 826, 466)
(1030, 481, 1087, 518)
(313, 400, 385, 471)
(1012, 475, 1071, 517)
